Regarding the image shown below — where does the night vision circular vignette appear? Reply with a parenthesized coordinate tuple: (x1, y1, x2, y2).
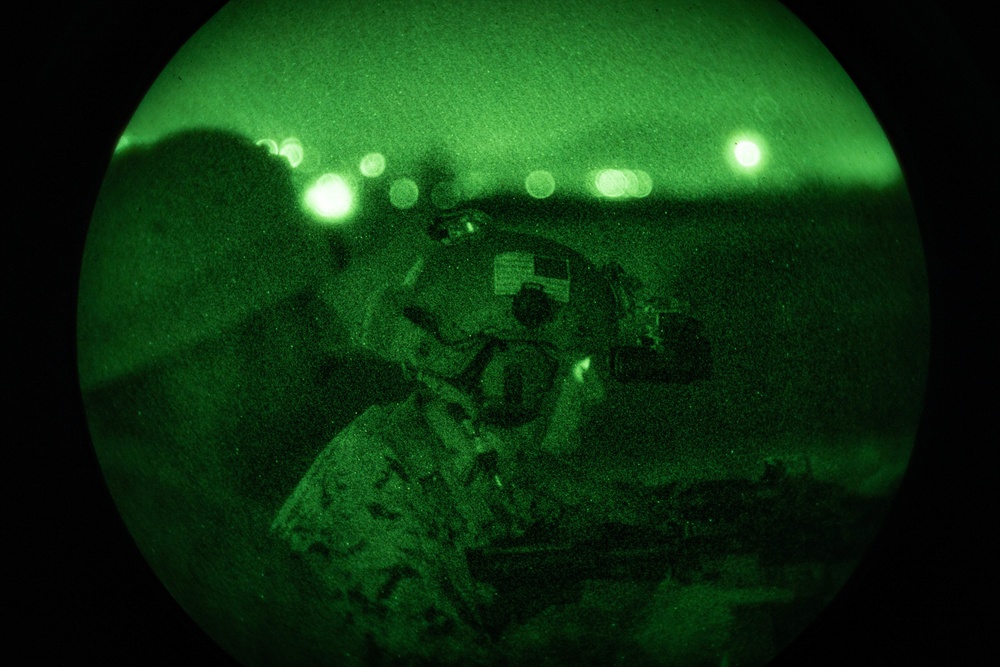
(76, 1, 930, 665)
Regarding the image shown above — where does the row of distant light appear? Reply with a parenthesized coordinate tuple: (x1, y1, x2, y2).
(257, 137, 764, 221)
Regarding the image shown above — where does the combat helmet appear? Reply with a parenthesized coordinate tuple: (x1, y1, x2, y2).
(371, 209, 617, 429)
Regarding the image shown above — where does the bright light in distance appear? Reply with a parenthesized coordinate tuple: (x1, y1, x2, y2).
(389, 178, 419, 209)
(596, 169, 628, 197)
(590, 169, 653, 198)
(623, 169, 652, 197)
(636, 170, 653, 197)
(360, 152, 386, 177)
(573, 356, 592, 383)
(279, 138, 304, 168)
(305, 173, 353, 220)
(525, 170, 556, 199)
(734, 140, 761, 167)
(255, 138, 279, 155)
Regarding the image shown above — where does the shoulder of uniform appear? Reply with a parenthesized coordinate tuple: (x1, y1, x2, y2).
(270, 402, 401, 538)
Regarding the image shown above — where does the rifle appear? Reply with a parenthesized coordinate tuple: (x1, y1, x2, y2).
(465, 461, 891, 626)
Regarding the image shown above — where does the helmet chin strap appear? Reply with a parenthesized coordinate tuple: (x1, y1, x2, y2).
(416, 367, 548, 455)
(414, 370, 507, 455)
(418, 371, 529, 497)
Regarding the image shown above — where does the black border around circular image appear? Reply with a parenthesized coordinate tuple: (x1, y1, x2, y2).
(17, 0, 993, 664)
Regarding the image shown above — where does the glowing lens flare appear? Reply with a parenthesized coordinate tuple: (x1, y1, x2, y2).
(389, 178, 419, 209)
(626, 170, 653, 197)
(279, 138, 304, 168)
(734, 140, 762, 167)
(255, 138, 279, 155)
(305, 174, 353, 220)
(525, 170, 556, 199)
(360, 152, 386, 177)
(596, 169, 628, 197)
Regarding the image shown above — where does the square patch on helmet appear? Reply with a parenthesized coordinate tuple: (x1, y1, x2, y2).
(493, 252, 571, 302)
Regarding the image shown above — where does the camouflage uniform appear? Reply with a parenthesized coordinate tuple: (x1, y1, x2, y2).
(272, 391, 564, 664)
(271, 385, 682, 666)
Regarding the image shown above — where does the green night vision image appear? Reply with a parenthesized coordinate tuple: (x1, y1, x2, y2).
(77, 0, 929, 665)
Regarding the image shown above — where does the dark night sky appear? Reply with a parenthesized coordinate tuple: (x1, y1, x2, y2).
(124, 0, 901, 199)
